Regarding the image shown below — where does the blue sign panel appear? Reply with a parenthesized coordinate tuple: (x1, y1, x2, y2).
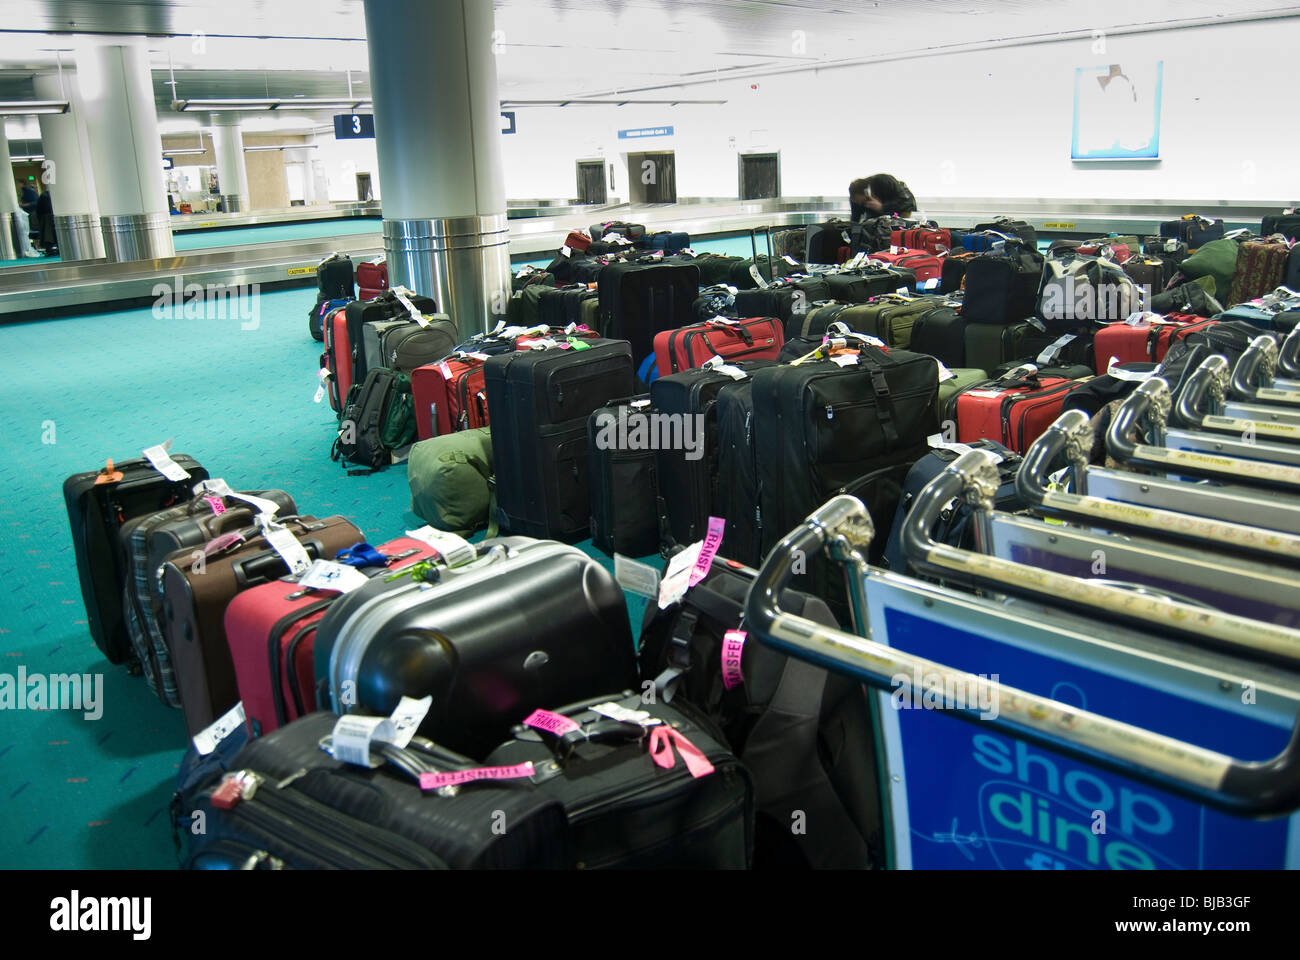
(334, 113, 375, 140)
(879, 605, 1292, 869)
(618, 126, 674, 140)
(501, 111, 516, 134)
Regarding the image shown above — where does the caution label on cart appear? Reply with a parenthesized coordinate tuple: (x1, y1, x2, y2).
(1042, 221, 1076, 230)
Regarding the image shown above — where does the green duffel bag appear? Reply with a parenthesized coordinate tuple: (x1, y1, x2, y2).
(1178, 237, 1239, 303)
(408, 427, 496, 537)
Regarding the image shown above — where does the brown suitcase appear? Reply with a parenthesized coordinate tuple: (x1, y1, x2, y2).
(1230, 239, 1291, 305)
(160, 514, 362, 736)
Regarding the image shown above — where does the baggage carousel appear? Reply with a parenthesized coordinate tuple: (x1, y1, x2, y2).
(0, 196, 1282, 318)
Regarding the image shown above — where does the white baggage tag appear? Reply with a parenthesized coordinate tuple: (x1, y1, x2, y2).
(331, 696, 432, 768)
(258, 517, 313, 577)
(965, 389, 1006, 399)
(936, 360, 957, 382)
(405, 526, 476, 568)
(142, 439, 191, 482)
(589, 701, 661, 726)
(1107, 359, 1158, 382)
(830, 354, 860, 367)
(701, 356, 747, 379)
(615, 553, 661, 598)
(1036, 333, 1077, 365)
(922, 277, 940, 290)
(191, 702, 246, 756)
(748, 264, 771, 289)
(782, 255, 799, 266)
(297, 559, 371, 594)
(313, 367, 329, 403)
(560, 245, 572, 258)
(391, 287, 424, 324)
(196, 479, 283, 520)
(658, 540, 703, 609)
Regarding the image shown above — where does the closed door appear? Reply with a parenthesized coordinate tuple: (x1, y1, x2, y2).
(641, 152, 676, 203)
(739, 153, 780, 200)
(576, 161, 607, 204)
(355, 173, 373, 201)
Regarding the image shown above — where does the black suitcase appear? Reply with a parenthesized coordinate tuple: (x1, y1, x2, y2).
(751, 346, 939, 559)
(484, 692, 754, 869)
(713, 379, 765, 567)
(650, 361, 774, 549)
(178, 711, 572, 869)
(974, 217, 1037, 247)
(1262, 213, 1300, 241)
(587, 396, 659, 557)
(317, 252, 355, 301)
(963, 320, 1040, 374)
(63, 454, 209, 664)
(786, 300, 852, 341)
(314, 538, 637, 759)
(597, 262, 700, 367)
(638, 557, 882, 869)
(485, 339, 635, 540)
(1160, 216, 1224, 248)
(733, 276, 832, 326)
(539, 284, 598, 329)
(908, 302, 970, 367)
(360, 314, 458, 375)
(805, 220, 866, 263)
(821, 266, 905, 304)
(345, 290, 438, 386)
(961, 250, 1044, 325)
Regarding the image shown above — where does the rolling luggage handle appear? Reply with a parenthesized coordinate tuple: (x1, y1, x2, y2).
(1107, 378, 1300, 489)
(743, 489, 1300, 817)
(1278, 322, 1300, 379)
(1175, 355, 1300, 445)
(1018, 409, 1300, 567)
(1231, 334, 1300, 404)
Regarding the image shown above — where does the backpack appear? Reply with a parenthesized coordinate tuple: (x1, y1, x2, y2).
(331, 368, 416, 475)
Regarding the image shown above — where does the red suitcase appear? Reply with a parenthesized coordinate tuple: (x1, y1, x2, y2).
(1093, 314, 1206, 373)
(411, 353, 491, 440)
(653, 316, 784, 375)
(225, 536, 439, 736)
(356, 260, 389, 300)
(564, 230, 592, 253)
(1078, 242, 1133, 263)
(323, 306, 355, 413)
(871, 249, 943, 286)
(890, 227, 953, 256)
(955, 370, 1079, 454)
(1148, 315, 1217, 363)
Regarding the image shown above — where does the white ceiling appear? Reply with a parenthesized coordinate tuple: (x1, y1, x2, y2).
(0, 0, 1297, 133)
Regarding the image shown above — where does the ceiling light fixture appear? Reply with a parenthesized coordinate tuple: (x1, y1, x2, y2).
(0, 100, 69, 116)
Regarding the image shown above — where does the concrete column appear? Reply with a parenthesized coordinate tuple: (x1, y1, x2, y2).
(0, 132, 18, 259)
(363, 0, 510, 333)
(34, 71, 105, 261)
(208, 115, 249, 213)
(76, 40, 174, 261)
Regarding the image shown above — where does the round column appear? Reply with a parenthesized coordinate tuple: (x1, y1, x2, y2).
(0, 132, 18, 260)
(34, 71, 105, 261)
(76, 40, 175, 261)
(209, 115, 249, 214)
(363, 0, 510, 334)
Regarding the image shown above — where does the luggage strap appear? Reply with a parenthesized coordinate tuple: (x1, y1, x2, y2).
(858, 353, 901, 448)
(458, 453, 499, 539)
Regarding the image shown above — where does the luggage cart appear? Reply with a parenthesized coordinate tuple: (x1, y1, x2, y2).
(1227, 333, 1300, 424)
(1166, 357, 1300, 466)
(745, 457, 1300, 869)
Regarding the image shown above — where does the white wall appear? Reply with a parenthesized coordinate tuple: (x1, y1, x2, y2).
(495, 18, 1299, 205)
(312, 136, 383, 202)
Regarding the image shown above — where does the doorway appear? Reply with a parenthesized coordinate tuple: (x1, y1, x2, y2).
(355, 172, 374, 202)
(738, 152, 780, 200)
(626, 151, 676, 204)
(575, 161, 607, 204)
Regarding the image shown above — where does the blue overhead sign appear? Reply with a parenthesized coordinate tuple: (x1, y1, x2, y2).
(618, 126, 674, 140)
(500, 111, 516, 134)
(334, 113, 375, 140)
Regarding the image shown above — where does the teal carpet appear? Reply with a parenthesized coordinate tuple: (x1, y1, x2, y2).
(0, 285, 658, 869)
(172, 217, 382, 251)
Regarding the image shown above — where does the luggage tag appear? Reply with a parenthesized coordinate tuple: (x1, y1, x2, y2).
(748, 263, 771, 289)
(257, 515, 313, 578)
(649, 726, 714, 779)
(404, 526, 477, 569)
(935, 360, 956, 382)
(700, 356, 747, 380)
(295, 559, 371, 594)
(927, 434, 980, 458)
(195, 479, 283, 521)
(326, 695, 432, 769)
(721, 630, 747, 690)
(614, 553, 662, 598)
(191, 701, 247, 757)
(560, 244, 572, 258)
(1106, 359, 1159, 382)
(142, 439, 192, 481)
(658, 540, 704, 609)
(313, 367, 329, 403)
(391, 287, 426, 326)
(1036, 333, 1077, 365)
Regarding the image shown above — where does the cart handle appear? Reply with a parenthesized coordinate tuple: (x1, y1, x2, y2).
(1108, 378, 1300, 489)
(1231, 335, 1300, 406)
(1020, 409, 1300, 567)
(744, 488, 1300, 816)
(1173, 355, 1300, 444)
(1279, 324, 1300, 380)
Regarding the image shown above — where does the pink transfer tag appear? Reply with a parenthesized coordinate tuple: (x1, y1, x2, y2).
(689, 516, 726, 587)
(419, 762, 535, 791)
(648, 726, 715, 779)
(523, 709, 581, 737)
(205, 496, 226, 516)
(721, 630, 746, 690)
